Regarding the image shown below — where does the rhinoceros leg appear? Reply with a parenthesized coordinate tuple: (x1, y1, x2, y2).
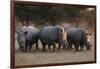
(29, 43, 32, 50)
(58, 43, 61, 50)
(41, 42, 46, 51)
(48, 44, 51, 50)
(74, 43, 79, 51)
(36, 40, 39, 49)
(67, 42, 72, 50)
(80, 43, 84, 51)
(25, 42, 28, 52)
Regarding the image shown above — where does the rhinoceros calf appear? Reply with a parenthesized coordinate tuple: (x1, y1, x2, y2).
(39, 26, 67, 52)
(16, 26, 39, 52)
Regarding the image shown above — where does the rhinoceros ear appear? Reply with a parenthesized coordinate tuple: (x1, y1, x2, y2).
(24, 31, 28, 35)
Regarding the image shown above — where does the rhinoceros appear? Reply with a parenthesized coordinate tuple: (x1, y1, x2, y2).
(39, 26, 67, 52)
(16, 26, 39, 52)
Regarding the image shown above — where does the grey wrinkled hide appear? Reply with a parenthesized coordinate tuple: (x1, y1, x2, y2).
(39, 26, 66, 52)
(16, 26, 39, 52)
(66, 27, 91, 51)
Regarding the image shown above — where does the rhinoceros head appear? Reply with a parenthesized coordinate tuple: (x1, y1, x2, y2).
(17, 30, 28, 52)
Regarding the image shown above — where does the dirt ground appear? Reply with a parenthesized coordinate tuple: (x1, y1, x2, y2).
(15, 33, 95, 66)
